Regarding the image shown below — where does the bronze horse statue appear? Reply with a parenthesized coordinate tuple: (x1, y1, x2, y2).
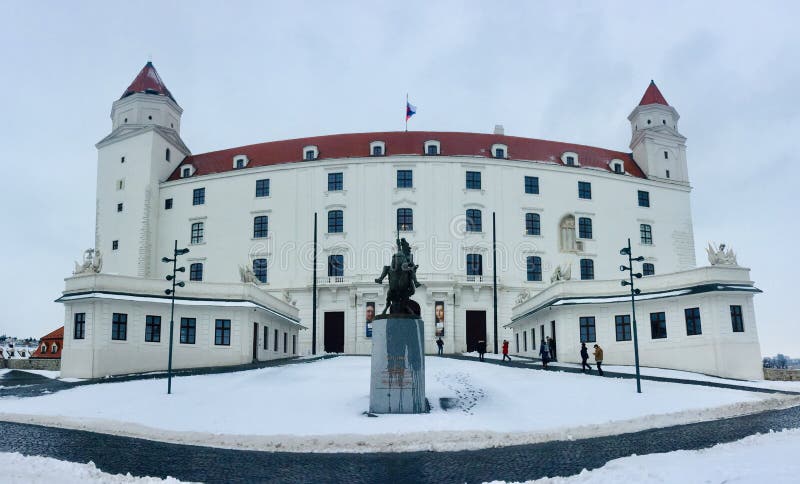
(375, 238, 421, 315)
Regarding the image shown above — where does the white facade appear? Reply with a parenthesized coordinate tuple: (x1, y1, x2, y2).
(61, 63, 763, 378)
(59, 274, 302, 378)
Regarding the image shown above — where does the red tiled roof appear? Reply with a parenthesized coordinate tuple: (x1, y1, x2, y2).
(639, 80, 669, 106)
(169, 131, 644, 181)
(31, 326, 64, 359)
(121, 61, 176, 103)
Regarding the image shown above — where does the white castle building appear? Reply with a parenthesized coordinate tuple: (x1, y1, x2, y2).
(59, 62, 763, 379)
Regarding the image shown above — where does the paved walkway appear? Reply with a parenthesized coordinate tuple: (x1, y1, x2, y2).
(1, 403, 799, 483)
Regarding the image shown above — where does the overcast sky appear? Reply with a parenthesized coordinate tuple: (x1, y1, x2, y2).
(0, 1, 797, 355)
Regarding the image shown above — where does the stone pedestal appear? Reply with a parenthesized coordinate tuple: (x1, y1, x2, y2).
(369, 315, 426, 414)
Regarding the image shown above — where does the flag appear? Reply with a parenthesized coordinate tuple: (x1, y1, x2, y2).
(406, 101, 417, 121)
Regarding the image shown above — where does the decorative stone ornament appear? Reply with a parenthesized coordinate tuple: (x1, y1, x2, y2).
(73, 248, 102, 275)
(706, 242, 738, 266)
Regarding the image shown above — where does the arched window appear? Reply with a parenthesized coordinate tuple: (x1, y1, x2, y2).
(525, 213, 540, 236)
(51, 343, 58, 354)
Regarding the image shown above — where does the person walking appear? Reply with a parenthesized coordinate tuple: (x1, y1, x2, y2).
(436, 337, 444, 356)
(539, 338, 550, 368)
(549, 336, 557, 362)
(580, 342, 591, 372)
(502, 339, 511, 362)
(593, 344, 604, 376)
(477, 340, 487, 361)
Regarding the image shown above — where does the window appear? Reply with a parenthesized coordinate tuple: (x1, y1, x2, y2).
(283, 332, 288, 353)
(372, 145, 383, 156)
(531, 327, 535, 348)
(274, 328, 279, 351)
(640, 224, 653, 245)
(253, 215, 269, 238)
(253, 258, 267, 283)
(526, 256, 542, 282)
(189, 262, 203, 281)
(235, 159, 244, 169)
(685, 307, 702, 335)
(145, 315, 161, 343)
(525, 213, 540, 236)
(643, 263, 655, 276)
(165, 198, 173, 210)
(328, 254, 344, 277)
(112, 240, 119, 250)
(293, 334, 297, 354)
(74, 313, 85, 340)
(613, 163, 623, 174)
(215, 319, 231, 346)
(166, 148, 171, 161)
(524, 176, 539, 194)
(516, 333, 520, 352)
(426, 143, 439, 155)
(256, 179, 270, 197)
(182, 167, 191, 178)
(51, 343, 58, 354)
(578, 181, 592, 199)
(731, 305, 744, 332)
(112, 313, 127, 341)
(495, 148, 505, 158)
(466, 209, 482, 232)
(579, 316, 596, 343)
(304, 147, 317, 160)
(638, 190, 650, 207)
(191, 222, 204, 244)
(666, 169, 670, 179)
(263, 326, 269, 350)
(650, 312, 667, 339)
(121, 156, 125, 163)
(664, 151, 669, 159)
(466, 171, 481, 189)
(397, 170, 413, 188)
(565, 156, 576, 166)
(578, 217, 592, 239)
(193, 188, 205, 205)
(117, 179, 125, 190)
(180, 318, 196, 344)
(466, 254, 483, 276)
(328, 172, 343, 191)
(397, 208, 413, 231)
(117, 203, 123, 212)
(615, 315, 632, 341)
(522, 331, 527, 351)
(580, 259, 594, 280)
(328, 210, 343, 233)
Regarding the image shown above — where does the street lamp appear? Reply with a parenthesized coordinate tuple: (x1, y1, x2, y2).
(619, 238, 644, 394)
(162, 240, 189, 394)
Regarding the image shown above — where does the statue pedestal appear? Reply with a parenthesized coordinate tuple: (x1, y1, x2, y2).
(369, 315, 426, 414)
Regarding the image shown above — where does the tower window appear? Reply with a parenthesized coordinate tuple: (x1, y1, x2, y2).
(166, 148, 171, 161)
(165, 198, 173, 210)
(731, 305, 744, 332)
(148, 115, 153, 120)
(112, 240, 119, 250)
(666, 169, 670, 178)
(664, 151, 669, 159)
(647, 119, 651, 125)
(117, 203, 123, 212)
(121, 156, 125, 163)
(117, 179, 125, 190)
(662, 119, 666, 125)
(397, 208, 413, 231)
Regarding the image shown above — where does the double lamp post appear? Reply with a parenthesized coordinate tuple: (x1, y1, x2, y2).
(162, 240, 190, 395)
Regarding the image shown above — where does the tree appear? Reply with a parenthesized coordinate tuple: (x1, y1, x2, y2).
(776, 354, 788, 369)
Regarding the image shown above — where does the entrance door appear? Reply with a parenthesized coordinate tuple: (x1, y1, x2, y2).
(252, 322, 258, 362)
(466, 310, 487, 352)
(324, 312, 345, 353)
(550, 320, 557, 361)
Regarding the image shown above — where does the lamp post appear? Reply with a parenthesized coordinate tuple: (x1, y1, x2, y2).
(619, 238, 643, 394)
(162, 240, 189, 394)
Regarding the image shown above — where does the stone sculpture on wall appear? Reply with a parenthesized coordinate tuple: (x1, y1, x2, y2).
(706, 242, 738, 266)
(239, 264, 259, 284)
(73, 248, 102, 275)
(550, 263, 572, 283)
(559, 215, 577, 252)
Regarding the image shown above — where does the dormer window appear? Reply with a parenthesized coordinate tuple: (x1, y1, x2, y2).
(424, 140, 441, 155)
(491, 144, 508, 159)
(303, 146, 319, 161)
(181, 165, 196, 178)
(233, 155, 249, 169)
(370, 141, 385, 156)
(562, 152, 579, 166)
(610, 159, 625, 174)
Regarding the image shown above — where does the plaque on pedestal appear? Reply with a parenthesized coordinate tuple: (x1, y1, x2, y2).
(369, 315, 426, 414)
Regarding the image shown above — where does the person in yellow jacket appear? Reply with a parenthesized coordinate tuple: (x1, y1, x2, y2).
(593, 344, 604, 376)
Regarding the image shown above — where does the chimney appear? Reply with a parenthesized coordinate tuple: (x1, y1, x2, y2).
(493, 124, 505, 135)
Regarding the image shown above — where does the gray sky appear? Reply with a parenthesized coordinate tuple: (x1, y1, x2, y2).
(1, 1, 797, 355)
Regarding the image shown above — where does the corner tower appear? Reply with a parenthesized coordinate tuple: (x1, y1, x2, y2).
(95, 62, 190, 278)
(628, 81, 688, 184)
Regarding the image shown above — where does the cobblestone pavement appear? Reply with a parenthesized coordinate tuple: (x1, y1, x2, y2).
(1, 404, 799, 483)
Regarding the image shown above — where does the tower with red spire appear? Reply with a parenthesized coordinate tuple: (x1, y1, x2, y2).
(95, 62, 191, 277)
(627, 81, 688, 184)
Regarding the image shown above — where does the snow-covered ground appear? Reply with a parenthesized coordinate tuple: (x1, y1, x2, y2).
(461, 352, 800, 392)
(0, 356, 796, 453)
(0, 452, 187, 483)
(497, 428, 800, 483)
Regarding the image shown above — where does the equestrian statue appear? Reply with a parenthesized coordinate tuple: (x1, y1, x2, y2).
(374, 237, 422, 315)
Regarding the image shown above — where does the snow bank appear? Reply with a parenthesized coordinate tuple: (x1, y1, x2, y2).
(493, 428, 800, 483)
(0, 356, 793, 453)
(0, 452, 188, 483)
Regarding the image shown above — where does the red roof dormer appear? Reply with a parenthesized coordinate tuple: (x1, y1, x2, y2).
(30, 326, 64, 359)
(638, 80, 669, 106)
(120, 61, 177, 104)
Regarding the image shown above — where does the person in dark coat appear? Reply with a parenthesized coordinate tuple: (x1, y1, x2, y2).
(477, 340, 487, 361)
(502, 339, 511, 362)
(436, 337, 444, 356)
(548, 336, 557, 362)
(539, 339, 550, 368)
(580, 342, 591, 372)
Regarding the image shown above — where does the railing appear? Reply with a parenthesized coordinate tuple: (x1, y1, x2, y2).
(316, 276, 348, 285)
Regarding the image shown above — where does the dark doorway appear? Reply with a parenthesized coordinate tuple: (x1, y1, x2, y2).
(550, 320, 557, 361)
(252, 322, 258, 362)
(466, 310, 487, 352)
(324, 312, 345, 353)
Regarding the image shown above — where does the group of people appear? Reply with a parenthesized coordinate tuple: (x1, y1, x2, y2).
(580, 342, 604, 376)
(473, 336, 605, 377)
(537, 336, 558, 367)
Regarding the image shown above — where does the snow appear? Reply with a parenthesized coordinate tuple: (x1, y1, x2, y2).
(0, 356, 795, 453)
(495, 428, 800, 483)
(0, 452, 188, 483)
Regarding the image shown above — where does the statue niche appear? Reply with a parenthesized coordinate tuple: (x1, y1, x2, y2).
(559, 215, 578, 252)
